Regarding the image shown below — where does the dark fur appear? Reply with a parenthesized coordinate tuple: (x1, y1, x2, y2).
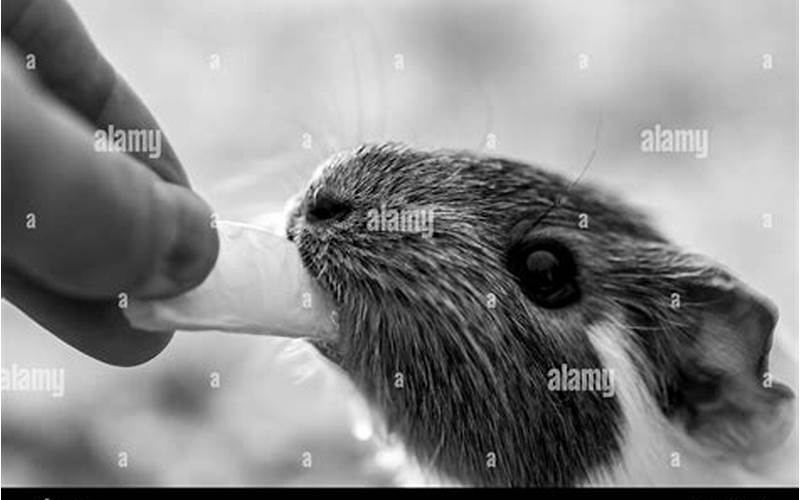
(286, 143, 790, 486)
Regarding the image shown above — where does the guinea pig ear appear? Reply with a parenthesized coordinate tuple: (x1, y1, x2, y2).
(672, 277, 795, 457)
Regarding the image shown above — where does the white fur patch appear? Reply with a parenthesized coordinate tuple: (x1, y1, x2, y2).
(585, 318, 797, 486)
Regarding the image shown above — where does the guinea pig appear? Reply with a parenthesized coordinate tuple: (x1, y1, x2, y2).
(285, 142, 796, 487)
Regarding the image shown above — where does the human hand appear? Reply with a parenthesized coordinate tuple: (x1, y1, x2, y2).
(1, 0, 220, 366)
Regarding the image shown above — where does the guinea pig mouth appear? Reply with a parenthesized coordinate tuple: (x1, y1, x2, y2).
(291, 254, 348, 361)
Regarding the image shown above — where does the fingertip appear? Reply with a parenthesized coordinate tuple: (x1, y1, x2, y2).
(132, 182, 220, 299)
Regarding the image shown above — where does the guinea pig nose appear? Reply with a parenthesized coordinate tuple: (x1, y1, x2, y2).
(305, 193, 351, 223)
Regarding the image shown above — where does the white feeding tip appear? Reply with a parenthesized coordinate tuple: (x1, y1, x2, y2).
(124, 220, 337, 341)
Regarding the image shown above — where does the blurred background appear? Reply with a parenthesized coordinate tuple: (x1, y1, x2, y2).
(2, 0, 798, 486)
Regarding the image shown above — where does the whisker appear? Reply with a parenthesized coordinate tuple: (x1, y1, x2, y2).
(528, 112, 604, 229)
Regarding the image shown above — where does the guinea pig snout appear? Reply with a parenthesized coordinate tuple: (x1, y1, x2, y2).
(305, 191, 352, 224)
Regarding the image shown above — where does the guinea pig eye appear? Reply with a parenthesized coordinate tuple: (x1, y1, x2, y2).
(508, 239, 580, 309)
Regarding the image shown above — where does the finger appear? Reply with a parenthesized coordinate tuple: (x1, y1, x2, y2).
(3, 267, 174, 367)
(2, 53, 219, 301)
(2, 0, 188, 185)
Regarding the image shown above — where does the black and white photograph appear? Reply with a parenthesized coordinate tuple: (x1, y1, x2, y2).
(1, 0, 798, 494)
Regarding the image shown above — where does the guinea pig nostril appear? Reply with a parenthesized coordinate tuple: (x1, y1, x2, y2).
(306, 195, 352, 223)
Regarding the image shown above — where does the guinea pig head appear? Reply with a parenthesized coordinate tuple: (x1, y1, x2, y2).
(286, 143, 795, 486)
